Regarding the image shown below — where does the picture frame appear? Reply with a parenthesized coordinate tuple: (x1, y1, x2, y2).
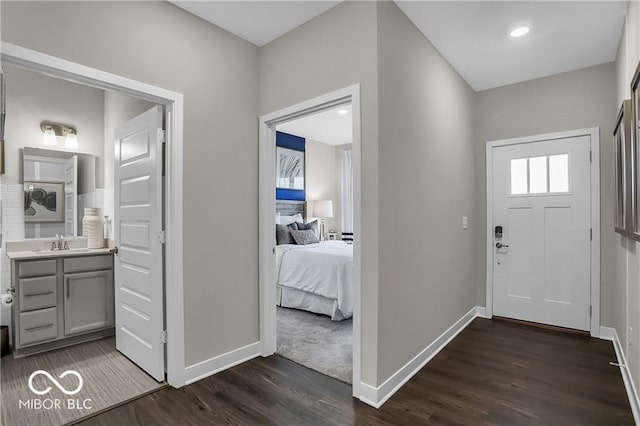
(276, 146, 305, 191)
(614, 100, 633, 235)
(24, 180, 65, 223)
(631, 61, 640, 241)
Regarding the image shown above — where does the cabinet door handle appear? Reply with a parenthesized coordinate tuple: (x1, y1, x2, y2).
(25, 322, 54, 331)
(24, 290, 54, 297)
(66, 281, 70, 299)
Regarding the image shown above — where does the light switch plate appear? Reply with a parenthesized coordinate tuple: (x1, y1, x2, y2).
(462, 216, 468, 230)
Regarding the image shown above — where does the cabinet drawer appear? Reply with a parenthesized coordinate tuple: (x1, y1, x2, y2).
(19, 308, 58, 346)
(18, 260, 57, 278)
(64, 255, 112, 273)
(19, 276, 57, 312)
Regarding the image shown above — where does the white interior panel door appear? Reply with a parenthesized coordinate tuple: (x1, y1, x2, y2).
(492, 135, 591, 331)
(114, 105, 165, 381)
(64, 155, 78, 236)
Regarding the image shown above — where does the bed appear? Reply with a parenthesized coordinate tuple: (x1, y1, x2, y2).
(276, 241, 353, 321)
(275, 201, 353, 321)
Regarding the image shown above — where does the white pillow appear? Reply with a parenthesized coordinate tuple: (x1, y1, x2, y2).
(277, 213, 303, 225)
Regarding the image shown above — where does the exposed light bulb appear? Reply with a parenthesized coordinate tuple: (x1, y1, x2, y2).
(42, 128, 57, 146)
(65, 132, 78, 149)
(510, 27, 530, 38)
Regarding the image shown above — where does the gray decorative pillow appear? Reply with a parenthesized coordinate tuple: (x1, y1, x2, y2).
(290, 229, 320, 245)
(295, 220, 318, 238)
(276, 223, 297, 245)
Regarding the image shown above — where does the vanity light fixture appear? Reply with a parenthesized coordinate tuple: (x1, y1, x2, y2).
(510, 26, 530, 38)
(42, 125, 57, 146)
(64, 130, 78, 149)
(40, 122, 78, 148)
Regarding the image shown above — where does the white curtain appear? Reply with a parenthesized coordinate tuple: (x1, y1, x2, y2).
(341, 149, 354, 233)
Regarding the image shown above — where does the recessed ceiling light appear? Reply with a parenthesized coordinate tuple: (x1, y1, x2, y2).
(510, 27, 530, 38)
(337, 109, 349, 115)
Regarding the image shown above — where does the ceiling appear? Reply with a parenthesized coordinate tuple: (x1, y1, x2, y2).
(169, 1, 340, 47)
(395, 1, 628, 91)
(277, 104, 352, 146)
(171, 1, 628, 91)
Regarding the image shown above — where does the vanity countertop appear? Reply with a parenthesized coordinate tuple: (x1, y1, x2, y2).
(6, 247, 113, 260)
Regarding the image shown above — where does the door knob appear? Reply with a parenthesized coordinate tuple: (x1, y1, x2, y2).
(496, 242, 509, 249)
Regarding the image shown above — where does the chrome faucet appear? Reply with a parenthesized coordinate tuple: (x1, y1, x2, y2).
(51, 234, 69, 251)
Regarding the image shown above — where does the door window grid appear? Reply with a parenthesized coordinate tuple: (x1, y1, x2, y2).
(510, 154, 569, 195)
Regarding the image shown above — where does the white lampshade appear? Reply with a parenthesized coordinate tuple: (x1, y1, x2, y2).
(312, 200, 333, 218)
(42, 128, 57, 146)
(65, 132, 78, 148)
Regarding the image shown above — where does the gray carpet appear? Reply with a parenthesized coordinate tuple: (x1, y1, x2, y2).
(276, 307, 352, 384)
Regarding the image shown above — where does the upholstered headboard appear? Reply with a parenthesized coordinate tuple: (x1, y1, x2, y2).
(276, 200, 305, 219)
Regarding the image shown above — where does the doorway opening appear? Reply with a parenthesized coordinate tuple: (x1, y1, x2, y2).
(259, 85, 362, 396)
(0, 43, 185, 425)
(485, 128, 601, 337)
(273, 104, 354, 384)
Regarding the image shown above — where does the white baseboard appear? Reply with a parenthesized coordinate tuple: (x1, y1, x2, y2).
(599, 326, 616, 341)
(475, 306, 490, 318)
(184, 341, 261, 385)
(599, 326, 640, 424)
(359, 305, 480, 409)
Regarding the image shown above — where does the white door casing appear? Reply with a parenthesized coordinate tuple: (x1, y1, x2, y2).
(64, 155, 78, 236)
(486, 128, 600, 336)
(114, 105, 165, 381)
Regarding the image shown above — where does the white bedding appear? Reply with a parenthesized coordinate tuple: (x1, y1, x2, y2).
(276, 241, 353, 320)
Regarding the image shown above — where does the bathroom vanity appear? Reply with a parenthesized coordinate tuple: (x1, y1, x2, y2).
(7, 248, 115, 357)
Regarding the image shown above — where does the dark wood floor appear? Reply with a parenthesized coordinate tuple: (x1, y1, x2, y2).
(79, 319, 634, 425)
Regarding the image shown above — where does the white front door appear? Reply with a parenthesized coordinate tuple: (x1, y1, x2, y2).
(64, 155, 77, 236)
(114, 105, 165, 381)
(491, 135, 591, 331)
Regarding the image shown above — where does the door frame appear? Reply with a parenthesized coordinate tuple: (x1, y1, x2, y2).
(1, 42, 187, 386)
(485, 127, 600, 337)
(258, 84, 362, 397)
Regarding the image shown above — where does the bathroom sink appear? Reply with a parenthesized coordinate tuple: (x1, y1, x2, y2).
(32, 248, 90, 254)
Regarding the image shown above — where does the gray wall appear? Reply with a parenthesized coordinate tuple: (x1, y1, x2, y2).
(260, 0, 381, 385)
(1, 1, 260, 366)
(305, 139, 338, 232)
(475, 63, 617, 329)
(376, 1, 477, 382)
(614, 0, 640, 395)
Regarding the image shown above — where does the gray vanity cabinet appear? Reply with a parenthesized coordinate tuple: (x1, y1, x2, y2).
(64, 270, 115, 336)
(12, 253, 115, 357)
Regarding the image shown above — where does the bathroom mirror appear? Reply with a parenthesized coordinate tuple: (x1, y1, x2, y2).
(22, 147, 96, 238)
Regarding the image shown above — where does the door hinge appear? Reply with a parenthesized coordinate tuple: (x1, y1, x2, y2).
(158, 230, 166, 244)
(590, 305, 593, 317)
(157, 129, 165, 143)
(590, 150, 593, 163)
(590, 228, 593, 241)
(160, 330, 168, 344)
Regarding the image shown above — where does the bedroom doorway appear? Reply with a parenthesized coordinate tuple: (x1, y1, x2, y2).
(259, 85, 362, 396)
(273, 104, 354, 384)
